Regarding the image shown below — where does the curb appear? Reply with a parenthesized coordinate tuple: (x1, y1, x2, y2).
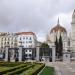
(37, 66, 46, 75)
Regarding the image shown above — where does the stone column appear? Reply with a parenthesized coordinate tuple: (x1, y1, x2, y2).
(18, 46, 23, 62)
(63, 51, 70, 63)
(10, 49, 15, 62)
(52, 46, 56, 62)
(4, 46, 9, 62)
(36, 43, 40, 61)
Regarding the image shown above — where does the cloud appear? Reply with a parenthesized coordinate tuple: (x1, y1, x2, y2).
(0, 0, 75, 42)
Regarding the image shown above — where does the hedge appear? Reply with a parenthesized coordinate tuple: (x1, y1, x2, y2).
(30, 64, 45, 75)
(24, 64, 45, 75)
(5, 65, 35, 75)
(1, 64, 27, 74)
(0, 62, 24, 67)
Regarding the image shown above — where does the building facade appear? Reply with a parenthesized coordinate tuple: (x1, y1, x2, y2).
(0, 32, 18, 48)
(16, 32, 37, 48)
(0, 32, 37, 48)
(16, 32, 37, 60)
(46, 18, 68, 50)
(46, 9, 75, 59)
(70, 9, 75, 58)
(0, 32, 37, 60)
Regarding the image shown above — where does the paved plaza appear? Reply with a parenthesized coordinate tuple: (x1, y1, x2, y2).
(46, 62, 75, 75)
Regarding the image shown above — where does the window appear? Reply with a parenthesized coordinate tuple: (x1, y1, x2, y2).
(1, 50, 2, 52)
(23, 42, 24, 43)
(14, 43, 17, 46)
(29, 45, 32, 48)
(29, 49, 31, 52)
(25, 54, 27, 57)
(7, 42, 9, 44)
(20, 37, 21, 40)
(30, 37, 32, 40)
(68, 39, 70, 46)
(11, 42, 13, 45)
(26, 37, 28, 39)
(25, 45, 27, 47)
(5, 38, 6, 41)
(29, 41, 32, 43)
(8, 38, 9, 41)
(29, 54, 32, 57)
(25, 50, 27, 52)
(26, 41, 28, 43)
(15, 37, 17, 40)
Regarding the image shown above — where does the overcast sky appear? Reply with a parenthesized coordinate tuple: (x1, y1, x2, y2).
(0, 0, 75, 42)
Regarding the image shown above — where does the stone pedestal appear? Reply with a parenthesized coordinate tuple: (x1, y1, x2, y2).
(18, 46, 23, 62)
(4, 46, 9, 61)
(36, 44, 40, 61)
(52, 46, 56, 62)
(10, 49, 15, 62)
(63, 51, 71, 63)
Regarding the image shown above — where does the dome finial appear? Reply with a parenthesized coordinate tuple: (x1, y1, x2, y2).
(57, 18, 60, 25)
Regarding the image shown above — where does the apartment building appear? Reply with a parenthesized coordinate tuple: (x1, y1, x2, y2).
(16, 32, 37, 48)
(0, 32, 37, 48)
(0, 32, 18, 48)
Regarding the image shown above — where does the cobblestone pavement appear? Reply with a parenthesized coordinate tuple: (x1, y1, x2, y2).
(45, 62, 75, 75)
